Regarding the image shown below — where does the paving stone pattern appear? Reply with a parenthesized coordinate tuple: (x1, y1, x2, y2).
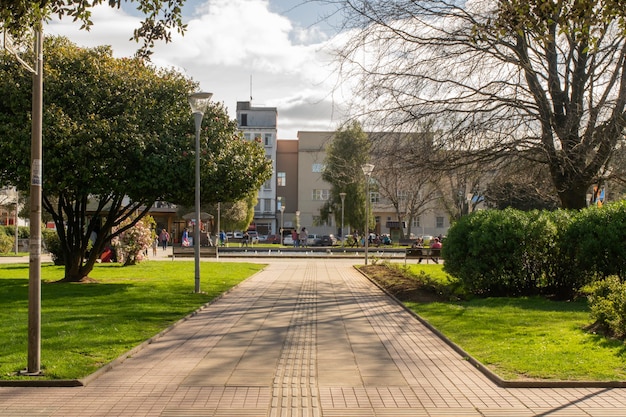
(1, 259, 626, 416)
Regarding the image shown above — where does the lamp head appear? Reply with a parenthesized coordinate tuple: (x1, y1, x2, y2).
(188, 92, 213, 115)
(361, 163, 375, 177)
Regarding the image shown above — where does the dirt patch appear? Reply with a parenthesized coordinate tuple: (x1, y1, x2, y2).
(360, 264, 445, 303)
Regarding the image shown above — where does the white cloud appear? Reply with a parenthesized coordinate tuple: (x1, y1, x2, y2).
(45, 0, 346, 138)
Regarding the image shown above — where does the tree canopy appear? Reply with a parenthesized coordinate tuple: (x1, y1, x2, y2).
(0, 0, 186, 57)
(322, 121, 372, 233)
(329, 0, 626, 209)
(0, 36, 271, 281)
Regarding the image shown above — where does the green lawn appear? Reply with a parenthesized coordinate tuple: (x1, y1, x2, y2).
(0, 261, 264, 380)
(404, 264, 626, 381)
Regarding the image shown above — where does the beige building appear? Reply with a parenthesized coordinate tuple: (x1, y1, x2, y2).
(274, 131, 452, 241)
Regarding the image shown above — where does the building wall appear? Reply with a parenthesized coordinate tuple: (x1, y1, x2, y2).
(276, 140, 299, 233)
(236, 101, 277, 236)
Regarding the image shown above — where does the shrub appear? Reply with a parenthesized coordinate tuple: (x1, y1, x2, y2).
(444, 208, 575, 297)
(112, 216, 154, 266)
(587, 276, 626, 339)
(562, 201, 626, 284)
(0, 232, 13, 253)
(43, 229, 64, 265)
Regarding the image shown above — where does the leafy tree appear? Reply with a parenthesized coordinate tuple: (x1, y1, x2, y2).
(0, 0, 186, 57)
(0, 36, 271, 281)
(329, 0, 626, 209)
(321, 121, 372, 233)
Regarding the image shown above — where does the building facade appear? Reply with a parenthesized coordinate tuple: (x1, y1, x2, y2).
(236, 101, 278, 236)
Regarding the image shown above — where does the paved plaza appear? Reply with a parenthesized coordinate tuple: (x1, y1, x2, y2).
(1, 257, 626, 416)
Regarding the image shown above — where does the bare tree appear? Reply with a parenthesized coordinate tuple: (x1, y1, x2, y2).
(324, 0, 626, 209)
(370, 132, 442, 237)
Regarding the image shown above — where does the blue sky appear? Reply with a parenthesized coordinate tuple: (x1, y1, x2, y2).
(45, 0, 349, 138)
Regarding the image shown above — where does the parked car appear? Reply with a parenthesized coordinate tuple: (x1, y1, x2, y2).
(262, 234, 280, 244)
(317, 235, 337, 246)
(233, 231, 243, 239)
(283, 235, 294, 245)
(307, 234, 318, 246)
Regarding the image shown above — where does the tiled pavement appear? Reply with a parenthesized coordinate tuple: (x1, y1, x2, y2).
(1, 258, 626, 417)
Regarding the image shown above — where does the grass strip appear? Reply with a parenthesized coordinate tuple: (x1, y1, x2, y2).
(0, 261, 263, 380)
(403, 264, 626, 381)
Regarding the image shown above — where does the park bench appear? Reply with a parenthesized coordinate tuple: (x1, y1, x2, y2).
(172, 244, 217, 259)
(405, 247, 441, 264)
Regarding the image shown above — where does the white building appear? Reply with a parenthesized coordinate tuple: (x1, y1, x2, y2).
(236, 101, 278, 236)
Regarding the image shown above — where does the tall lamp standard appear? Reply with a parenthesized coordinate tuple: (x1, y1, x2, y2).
(339, 192, 346, 247)
(280, 205, 285, 245)
(188, 91, 213, 294)
(361, 164, 375, 265)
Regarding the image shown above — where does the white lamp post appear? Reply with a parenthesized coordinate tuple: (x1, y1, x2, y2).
(188, 91, 213, 293)
(339, 192, 346, 247)
(280, 205, 285, 245)
(362, 163, 375, 265)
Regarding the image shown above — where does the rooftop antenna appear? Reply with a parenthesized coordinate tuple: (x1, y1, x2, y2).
(250, 74, 253, 102)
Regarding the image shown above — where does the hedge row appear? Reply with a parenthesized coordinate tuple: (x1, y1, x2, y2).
(443, 201, 626, 299)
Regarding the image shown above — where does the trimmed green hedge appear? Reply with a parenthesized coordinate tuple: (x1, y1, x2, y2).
(444, 204, 626, 299)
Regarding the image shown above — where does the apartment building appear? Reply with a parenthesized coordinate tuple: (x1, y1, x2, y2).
(236, 101, 278, 236)
(276, 131, 451, 240)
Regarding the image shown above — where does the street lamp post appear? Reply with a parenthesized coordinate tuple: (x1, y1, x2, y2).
(188, 91, 213, 294)
(339, 192, 346, 247)
(361, 164, 375, 265)
(280, 205, 285, 245)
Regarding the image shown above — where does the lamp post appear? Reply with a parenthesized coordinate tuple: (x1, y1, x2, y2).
(362, 164, 375, 265)
(188, 91, 213, 293)
(280, 205, 285, 245)
(339, 192, 346, 247)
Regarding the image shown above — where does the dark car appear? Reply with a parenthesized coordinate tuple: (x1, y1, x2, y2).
(262, 234, 281, 244)
(314, 234, 337, 246)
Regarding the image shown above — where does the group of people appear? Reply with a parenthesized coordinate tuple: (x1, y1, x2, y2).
(411, 235, 443, 249)
(290, 227, 308, 247)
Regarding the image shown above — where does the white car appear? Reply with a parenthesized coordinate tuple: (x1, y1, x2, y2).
(283, 235, 294, 245)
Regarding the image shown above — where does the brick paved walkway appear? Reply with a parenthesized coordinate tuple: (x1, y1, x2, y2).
(1, 259, 625, 416)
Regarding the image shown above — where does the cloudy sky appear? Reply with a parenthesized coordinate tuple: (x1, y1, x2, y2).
(45, 0, 352, 139)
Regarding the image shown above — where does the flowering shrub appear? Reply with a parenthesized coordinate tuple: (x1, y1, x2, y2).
(112, 216, 154, 266)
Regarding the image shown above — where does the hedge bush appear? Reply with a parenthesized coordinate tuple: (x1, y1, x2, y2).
(562, 201, 626, 283)
(587, 276, 626, 339)
(444, 208, 574, 297)
(0, 233, 13, 253)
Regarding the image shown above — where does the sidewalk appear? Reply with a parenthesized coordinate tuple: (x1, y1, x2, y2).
(1, 259, 625, 416)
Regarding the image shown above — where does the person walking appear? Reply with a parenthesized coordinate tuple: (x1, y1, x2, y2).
(300, 227, 308, 248)
(159, 229, 170, 251)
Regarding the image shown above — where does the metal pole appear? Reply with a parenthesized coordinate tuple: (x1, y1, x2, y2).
(14, 190, 18, 254)
(193, 112, 203, 293)
(26, 22, 43, 375)
(340, 192, 346, 247)
(216, 202, 220, 259)
(364, 180, 369, 265)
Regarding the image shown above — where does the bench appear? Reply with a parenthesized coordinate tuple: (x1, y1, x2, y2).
(172, 245, 217, 259)
(405, 247, 441, 264)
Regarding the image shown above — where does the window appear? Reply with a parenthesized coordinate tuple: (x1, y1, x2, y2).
(412, 217, 420, 228)
(312, 189, 330, 200)
(243, 133, 251, 141)
(254, 133, 262, 143)
(263, 199, 272, 213)
(370, 192, 380, 203)
(240, 114, 247, 126)
(312, 163, 324, 173)
(436, 216, 444, 228)
(277, 172, 286, 186)
(263, 179, 271, 190)
(264, 133, 272, 147)
(397, 190, 409, 202)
